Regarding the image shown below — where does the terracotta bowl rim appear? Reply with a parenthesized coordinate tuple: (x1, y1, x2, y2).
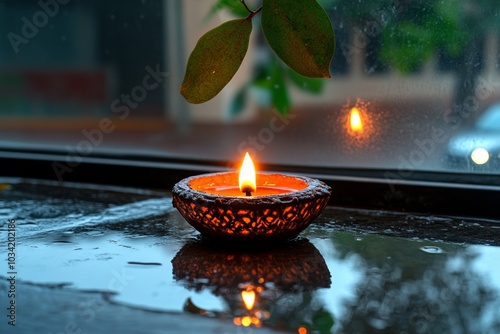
(173, 171, 330, 204)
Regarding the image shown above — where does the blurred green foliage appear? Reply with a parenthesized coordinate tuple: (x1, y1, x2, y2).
(212, 0, 500, 116)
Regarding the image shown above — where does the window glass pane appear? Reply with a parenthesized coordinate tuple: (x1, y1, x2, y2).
(1, 0, 500, 178)
(476, 104, 500, 131)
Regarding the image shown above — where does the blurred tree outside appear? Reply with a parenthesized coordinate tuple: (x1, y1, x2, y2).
(212, 0, 500, 118)
(336, 0, 500, 117)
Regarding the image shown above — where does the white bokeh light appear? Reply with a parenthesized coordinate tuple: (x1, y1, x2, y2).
(471, 148, 490, 165)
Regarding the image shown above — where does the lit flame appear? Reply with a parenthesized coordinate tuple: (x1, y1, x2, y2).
(242, 290, 256, 310)
(239, 152, 256, 195)
(349, 107, 363, 132)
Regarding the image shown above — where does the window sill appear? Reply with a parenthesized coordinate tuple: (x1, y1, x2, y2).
(1, 148, 499, 220)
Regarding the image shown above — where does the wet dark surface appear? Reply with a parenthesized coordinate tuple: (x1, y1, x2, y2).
(1, 178, 500, 333)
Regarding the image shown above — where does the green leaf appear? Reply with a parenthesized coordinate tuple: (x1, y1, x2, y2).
(251, 58, 291, 115)
(180, 18, 252, 104)
(270, 63, 290, 116)
(207, 0, 249, 19)
(312, 310, 335, 334)
(262, 0, 335, 78)
(252, 62, 275, 90)
(287, 69, 325, 94)
(228, 85, 248, 117)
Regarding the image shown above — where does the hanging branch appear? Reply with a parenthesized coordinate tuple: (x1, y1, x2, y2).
(240, 0, 262, 19)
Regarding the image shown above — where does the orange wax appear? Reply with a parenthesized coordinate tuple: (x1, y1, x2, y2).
(189, 173, 308, 197)
(201, 185, 298, 196)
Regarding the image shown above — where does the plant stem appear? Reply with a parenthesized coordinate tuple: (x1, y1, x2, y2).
(239, 0, 254, 14)
(240, 0, 262, 19)
(248, 6, 262, 19)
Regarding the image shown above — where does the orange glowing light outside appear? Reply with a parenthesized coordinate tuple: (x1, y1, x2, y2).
(239, 152, 256, 195)
(349, 107, 363, 132)
(298, 326, 308, 334)
(242, 290, 256, 310)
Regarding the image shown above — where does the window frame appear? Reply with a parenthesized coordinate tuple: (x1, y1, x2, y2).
(1, 147, 499, 220)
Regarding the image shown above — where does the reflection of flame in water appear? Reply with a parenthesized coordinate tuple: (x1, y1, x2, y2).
(234, 288, 262, 328)
(241, 290, 255, 310)
(349, 107, 363, 132)
(172, 239, 331, 331)
(234, 315, 262, 327)
(171, 239, 331, 294)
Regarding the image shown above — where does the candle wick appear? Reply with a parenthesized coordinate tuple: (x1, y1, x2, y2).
(245, 190, 252, 196)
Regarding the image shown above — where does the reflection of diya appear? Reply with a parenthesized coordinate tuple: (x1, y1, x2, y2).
(172, 239, 332, 330)
(172, 238, 331, 295)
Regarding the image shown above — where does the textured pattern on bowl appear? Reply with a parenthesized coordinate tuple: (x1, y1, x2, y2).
(172, 172, 331, 242)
